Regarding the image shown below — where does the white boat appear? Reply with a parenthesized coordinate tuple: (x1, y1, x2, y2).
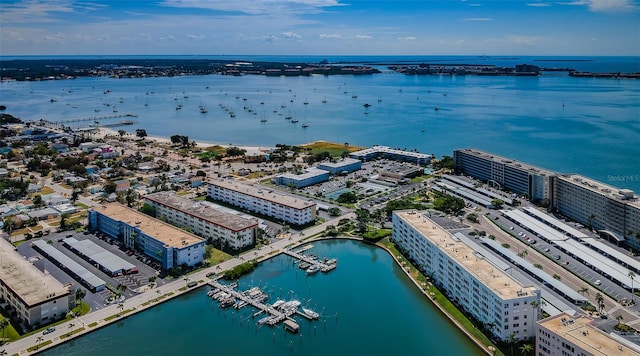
(272, 300, 285, 308)
(301, 307, 320, 319)
(257, 316, 272, 325)
(306, 264, 320, 274)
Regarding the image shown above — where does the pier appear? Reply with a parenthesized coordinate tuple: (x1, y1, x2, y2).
(284, 248, 337, 273)
(207, 280, 297, 328)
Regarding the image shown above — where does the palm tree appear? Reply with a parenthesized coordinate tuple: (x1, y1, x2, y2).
(0, 348, 7, 356)
(36, 336, 44, 349)
(518, 250, 528, 261)
(577, 287, 589, 297)
(75, 288, 86, 307)
(530, 300, 540, 320)
(507, 332, 517, 356)
(595, 293, 605, 314)
(615, 314, 624, 326)
(0, 319, 8, 342)
(117, 303, 124, 316)
(519, 343, 533, 356)
(629, 271, 635, 303)
(183, 276, 190, 286)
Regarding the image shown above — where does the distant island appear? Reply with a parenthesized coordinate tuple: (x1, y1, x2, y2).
(0, 58, 379, 81)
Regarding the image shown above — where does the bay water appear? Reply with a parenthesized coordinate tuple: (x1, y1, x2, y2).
(1, 56, 638, 191)
(44, 239, 481, 355)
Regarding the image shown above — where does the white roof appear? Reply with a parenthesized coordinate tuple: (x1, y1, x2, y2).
(501, 209, 570, 242)
(522, 207, 588, 239)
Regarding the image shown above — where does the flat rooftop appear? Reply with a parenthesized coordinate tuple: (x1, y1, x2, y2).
(0, 238, 69, 306)
(538, 313, 639, 355)
(557, 174, 639, 207)
(276, 168, 328, 181)
(455, 148, 557, 176)
(145, 191, 257, 232)
(208, 179, 316, 210)
(317, 158, 361, 168)
(93, 203, 205, 248)
(395, 210, 537, 299)
(351, 145, 432, 159)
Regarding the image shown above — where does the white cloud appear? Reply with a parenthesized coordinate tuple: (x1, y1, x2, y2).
(463, 17, 492, 21)
(159, 0, 345, 15)
(527, 2, 552, 7)
(282, 31, 302, 39)
(319, 33, 342, 39)
(354, 34, 372, 39)
(158, 35, 175, 41)
(564, 0, 637, 12)
(398, 36, 416, 40)
(43, 32, 65, 41)
(187, 34, 205, 40)
(1, 0, 105, 23)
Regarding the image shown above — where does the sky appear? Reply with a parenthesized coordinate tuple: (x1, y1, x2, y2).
(1, 0, 639, 56)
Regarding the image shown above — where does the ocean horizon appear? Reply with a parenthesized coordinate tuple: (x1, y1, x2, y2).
(1, 55, 639, 192)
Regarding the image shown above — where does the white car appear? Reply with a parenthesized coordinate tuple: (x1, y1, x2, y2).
(595, 280, 602, 286)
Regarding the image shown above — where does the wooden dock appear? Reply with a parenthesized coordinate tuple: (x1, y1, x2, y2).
(208, 280, 291, 326)
(283, 249, 337, 273)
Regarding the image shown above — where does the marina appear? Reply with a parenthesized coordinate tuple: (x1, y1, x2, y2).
(207, 280, 306, 332)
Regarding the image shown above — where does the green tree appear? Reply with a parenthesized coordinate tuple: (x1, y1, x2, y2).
(491, 198, 504, 209)
(336, 191, 357, 204)
(519, 343, 533, 356)
(103, 180, 117, 194)
(0, 318, 9, 342)
(595, 293, 605, 314)
(2, 217, 15, 234)
(433, 195, 465, 215)
(75, 288, 86, 306)
(577, 287, 589, 296)
(355, 208, 370, 233)
(507, 332, 517, 356)
(327, 207, 342, 217)
(616, 314, 624, 326)
(629, 271, 635, 303)
(139, 203, 156, 217)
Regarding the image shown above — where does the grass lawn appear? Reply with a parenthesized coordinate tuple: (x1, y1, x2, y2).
(300, 141, 363, 157)
(39, 186, 56, 195)
(206, 245, 233, 266)
(74, 202, 89, 209)
(363, 228, 392, 240)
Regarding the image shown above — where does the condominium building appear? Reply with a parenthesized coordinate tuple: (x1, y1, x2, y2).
(554, 174, 640, 249)
(536, 312, 639, 356)
(0, 238, 72, 327)
(88, 204, 206, 270)
(453, 148, 556, 203)
(349, 145, 432, 165)
(145, 191, 257, 251)
(207, 179, 316, 225)
(273, 168, 330, 188)
(392, 210, 540, 342)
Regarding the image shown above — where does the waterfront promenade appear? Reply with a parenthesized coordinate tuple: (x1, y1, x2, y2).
(1, 214, 353, 355)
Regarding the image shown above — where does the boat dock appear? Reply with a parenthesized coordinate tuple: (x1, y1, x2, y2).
(207, 280, 297, 328)
(283, 248, 337, 273)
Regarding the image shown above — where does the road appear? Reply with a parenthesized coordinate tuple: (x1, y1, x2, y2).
(2, 213, 353, 355)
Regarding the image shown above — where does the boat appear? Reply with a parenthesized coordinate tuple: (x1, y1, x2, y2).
(272, 300, 285, 308)
(301, 123, 309, 128)
(322, 97, 327, 103)
(301, 307, 320, 319)
(291, 119, 299, 123)
(434, 106, 439, 111)
(306, 264, 320, 274)
(363, 103, 371, 108)
(257, 316, 273, 325)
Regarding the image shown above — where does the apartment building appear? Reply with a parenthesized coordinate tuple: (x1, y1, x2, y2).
(145, 191, 257, 251)
(349, 145, 432, 165)
(207, 179, 316, 225)
(88, 204, 206, 270)
(0, 238, 72, 327)
(392, 210, 540, 342)
(536, 313, 639, 356)
(453, 148, 556, 204)
(554, 174, 640, 249)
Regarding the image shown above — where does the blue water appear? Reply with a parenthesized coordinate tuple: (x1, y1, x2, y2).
(1, 56, 638, 191)
(44, 240, 481, 355)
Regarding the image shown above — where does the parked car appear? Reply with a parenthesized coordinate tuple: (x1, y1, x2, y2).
(595, 280, 602, 286)
(43, 326, 56, 335)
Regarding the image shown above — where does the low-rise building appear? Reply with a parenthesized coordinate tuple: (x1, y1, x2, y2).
(88, 203, 206, 270)
(145, 191, 257, 251)
(273, 168, 330, 188)
(392, 210, 540, 342)
(317, 158, 362, 175)
(207, 179, 316, 226)
(536, 312, 639, 356)
(0, 238, 72, 327)
(350, 145, 432, 165)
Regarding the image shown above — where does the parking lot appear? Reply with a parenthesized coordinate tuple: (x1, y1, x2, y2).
(17, 231, 163, 311)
